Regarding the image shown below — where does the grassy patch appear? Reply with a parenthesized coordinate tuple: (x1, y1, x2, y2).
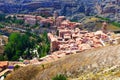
(96, 16, 120, 28)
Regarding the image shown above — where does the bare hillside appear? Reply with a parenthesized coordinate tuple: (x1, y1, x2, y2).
(5, 45, 120, 80)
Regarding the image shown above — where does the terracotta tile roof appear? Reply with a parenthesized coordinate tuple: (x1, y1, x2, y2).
(0, 61, 8, 68)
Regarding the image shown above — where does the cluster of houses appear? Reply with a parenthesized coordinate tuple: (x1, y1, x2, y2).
(45, 16, 120, 63)
(15, 14, 53, 27)
(1, 13, 120, 79)
(3, 13, 120, 64)
(47, 14, 120, 53)
(34, 17, 120, 65)
(9, 11, 81, 28)
(31, 13, 120, 65)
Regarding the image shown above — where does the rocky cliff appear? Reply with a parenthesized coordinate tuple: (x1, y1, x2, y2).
(0, 0, 119, 22)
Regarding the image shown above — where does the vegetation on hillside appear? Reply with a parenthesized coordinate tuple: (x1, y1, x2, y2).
(25, 31, 50, 58)
(0, 14, 24, 26)
(38, 31, 50, 58)
(96, 16, 120, 28)
(5, 15, 24, 25)
(81, 16, 120, 32)
(3, 31, 50, 61)
(0, 14, 50, 61)
(4, 33, 34, 60)
(0, 55, 5, 61)
(52, 74, 67, 80)
(14, 65, 20, 71)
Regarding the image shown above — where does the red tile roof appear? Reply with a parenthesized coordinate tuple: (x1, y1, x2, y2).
(0, 61, 8, 68)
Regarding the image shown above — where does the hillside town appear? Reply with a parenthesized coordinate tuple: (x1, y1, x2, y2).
(0, 0, 120, 80)
(0, 11, 120, 79)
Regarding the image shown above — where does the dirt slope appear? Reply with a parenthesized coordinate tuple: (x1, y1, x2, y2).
(5, 45, 120, 80)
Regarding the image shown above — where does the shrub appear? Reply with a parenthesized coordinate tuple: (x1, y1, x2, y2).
(0, 55, 4, 61)
(52, 74, 67, 80)
(14, 65, 20, 71)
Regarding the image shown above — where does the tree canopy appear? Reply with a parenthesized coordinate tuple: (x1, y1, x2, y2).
(38, 31, 50, 58)
(4, 31, 50, 60)
(4, 33, 34, 61)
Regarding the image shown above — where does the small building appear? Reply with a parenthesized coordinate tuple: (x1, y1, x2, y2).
(0, 61, 8, 72)
(25, 18, 36, 26)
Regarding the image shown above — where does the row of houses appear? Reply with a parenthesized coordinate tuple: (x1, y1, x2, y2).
(12, 12, 80, 27)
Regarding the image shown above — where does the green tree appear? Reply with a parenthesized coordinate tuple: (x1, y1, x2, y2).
(4, 33, 33, 61)
(14, 20, 24, 25)
(0, 14, 6, 21)
(0, 23, 4, 28)
(13, 15, 17, 21)
(25, 24, 30, 29)
(6, 16, 12, 20)
(38, 31, 50, 58)
(0, 55, 4, 61)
